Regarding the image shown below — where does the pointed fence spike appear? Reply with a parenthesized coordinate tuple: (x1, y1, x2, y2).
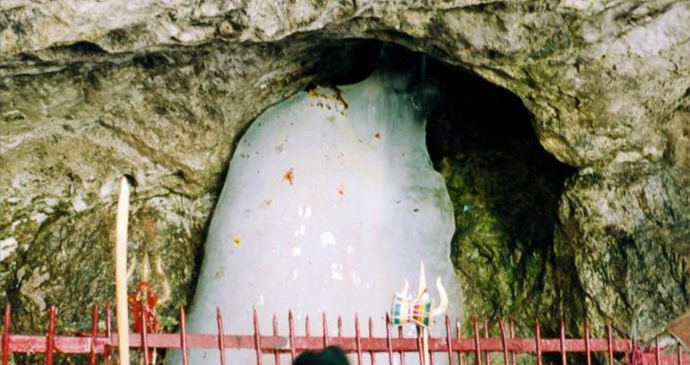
(445, 316, 453, 365)
(483, 318, 489, 365)
(398, 324, 406, 365)
(499, 317, 509, 365)
(677, 339, 683, 365)
(141, 302, 150, 365)
(273, 314, 280, 365)
(385, 313, 394, 365)
(338, 316, 343, 338)
(180, 307, 189, 365)
(509, 318, 516, 365)
(535, 320, 543, 365)
(305, 315, 311, 338)
(105, 303, 112, 364)
(655, 335, 661, 365)
(473, 319, 482, 365)
(216, 308, 227, 365)
(456, 318, 465, 365)
(559, 317, 566, 365)
(3, 305, 11, 365)
(585, 319, 591, 365)
(253, 307, 263, 365)
(355, 313, 363, 365)
(288, 311, 296, 362)
(607, 319, 614, 365)
(89, 305, 98, 365)
(369, 317, 376, 365)
(323, 312, 329, 348)
(46, 305, 56, 365)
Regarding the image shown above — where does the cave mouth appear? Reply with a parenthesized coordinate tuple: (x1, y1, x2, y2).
(186, 40, 576, 344)
(302, 41, 577, 327)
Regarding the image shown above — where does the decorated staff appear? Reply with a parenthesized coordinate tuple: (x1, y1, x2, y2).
(391, 262, 448, 365)
(115, 177, 131, 365)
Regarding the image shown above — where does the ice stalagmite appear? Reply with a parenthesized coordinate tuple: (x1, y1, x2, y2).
(169, 62, 462, 365)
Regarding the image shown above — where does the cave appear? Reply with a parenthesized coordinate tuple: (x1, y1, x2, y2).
(163, 43, 576, 364)
(1, 2, 689, 364)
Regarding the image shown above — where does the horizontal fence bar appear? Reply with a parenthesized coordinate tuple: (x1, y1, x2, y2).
(3, 334, 688, 357)
(1, 304, 688, 365)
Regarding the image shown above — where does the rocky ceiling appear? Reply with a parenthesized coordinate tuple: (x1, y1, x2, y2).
(1, 0, 689, 343)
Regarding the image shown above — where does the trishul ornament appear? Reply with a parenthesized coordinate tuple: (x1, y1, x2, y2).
(390, 262, 449, 365)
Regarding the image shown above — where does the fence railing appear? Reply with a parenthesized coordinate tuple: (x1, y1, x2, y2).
(1, 304, 687, 365)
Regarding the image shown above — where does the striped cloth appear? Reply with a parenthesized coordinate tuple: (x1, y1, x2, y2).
(391, 289, 432, 328)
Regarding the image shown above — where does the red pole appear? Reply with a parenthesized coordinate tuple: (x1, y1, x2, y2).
(105, 303, 112, 365)
(179, 307, 189, 365)
(385, 314, 393, 365)
(141, 303, 150, 365)
(473, 319, 482, 365)
(607, 320, 614, 365)
(585, 319, 591, 365)
(253, 307, 263, 365)
(46, 305, 56, 365)
(2, 305, 10, 365)
(305, 316, 311, 339)
(445, 316, 453, 365)
(429, 326, 435, 365)
(338, 316, 343, 338)
(483, 319, 490, 365)
(273, 315, 280, 365)
(355, 314, 362, 365)
(559, 317, 566, 365)
(89, 305, 98, 365)
(216, 308, 226, 365)
(535, 320, 543, 365)
(456, 319, 465, 365)
(288, 311, 296, 362)
(416, 326, 424, 365)
(499, 317, 509, 365)
(398, 325, 406, 365)
(678, 341, 684, 365)
(509, 319, 516, 365)
(655, 335, 661, 365)
(323, 313, 330, 348)
(369, 317, 376, 365)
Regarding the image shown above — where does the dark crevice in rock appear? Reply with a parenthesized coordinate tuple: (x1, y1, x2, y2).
(422, 52, 578, 333)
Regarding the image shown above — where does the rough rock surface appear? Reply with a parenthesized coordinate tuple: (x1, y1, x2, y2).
(1, 0, 689, 347)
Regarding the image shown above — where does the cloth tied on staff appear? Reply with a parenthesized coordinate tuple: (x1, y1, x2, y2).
(391, 288, 432, 327)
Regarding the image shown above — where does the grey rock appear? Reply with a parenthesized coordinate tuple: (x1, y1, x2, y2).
(1, 0, 688, 345)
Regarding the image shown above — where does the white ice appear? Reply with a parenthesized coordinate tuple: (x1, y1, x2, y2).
(168, 66, 462, 365)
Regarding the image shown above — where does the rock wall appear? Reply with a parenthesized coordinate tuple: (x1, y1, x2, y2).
(1, 0, 689, 344)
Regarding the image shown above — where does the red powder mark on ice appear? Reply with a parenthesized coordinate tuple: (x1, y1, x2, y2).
(338, 183, 345, 196)
(374, 132, 381, 139)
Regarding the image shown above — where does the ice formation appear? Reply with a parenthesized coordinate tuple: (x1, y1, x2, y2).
(169, 62, 462, 364)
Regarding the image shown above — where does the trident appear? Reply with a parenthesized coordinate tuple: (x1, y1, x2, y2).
(391, 261, 449, 365)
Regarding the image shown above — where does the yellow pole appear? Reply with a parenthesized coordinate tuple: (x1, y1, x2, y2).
(115, 177, 130, 365)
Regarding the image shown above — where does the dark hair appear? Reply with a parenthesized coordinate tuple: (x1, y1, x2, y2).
(294, 346, 350, 365)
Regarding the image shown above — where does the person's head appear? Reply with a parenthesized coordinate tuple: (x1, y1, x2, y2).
(294, 346, 350, 365)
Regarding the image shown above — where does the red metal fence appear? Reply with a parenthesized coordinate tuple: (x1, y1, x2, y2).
(1, 304, 687, 365)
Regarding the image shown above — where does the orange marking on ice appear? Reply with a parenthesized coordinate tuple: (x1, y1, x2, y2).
(374, 133, 381, 139)
(282, 168, 295, 186)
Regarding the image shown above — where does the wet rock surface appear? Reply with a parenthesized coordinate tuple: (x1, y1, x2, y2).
(1, 0, 689, 350)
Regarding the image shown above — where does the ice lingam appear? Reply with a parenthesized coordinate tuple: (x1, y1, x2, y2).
(171, 51, 462, 364)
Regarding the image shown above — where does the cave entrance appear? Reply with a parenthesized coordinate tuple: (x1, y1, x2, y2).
(183, 41, 575, 365)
